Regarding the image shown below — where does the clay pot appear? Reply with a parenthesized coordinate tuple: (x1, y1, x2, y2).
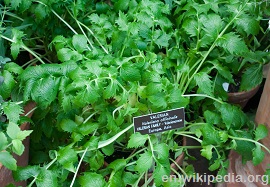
(0, 102, 36, 187)
(228, 85, 260, 108)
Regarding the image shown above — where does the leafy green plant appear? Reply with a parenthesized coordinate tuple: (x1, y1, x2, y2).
(1, 0, 270, 186)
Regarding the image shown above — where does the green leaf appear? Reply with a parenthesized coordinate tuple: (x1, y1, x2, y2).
(127, 133, 148, 148)
(154, 143, 169, 161)
(215, 102, 247, 130)
(254, 124, 268, 141)
(216, 32, 249, 55)
(194, 72, 213, 96)
(108, 159, 126, 171)
(153, 30, 171, 48)
(12, 139, 24, 156)
(2, 102, 23, 123)
(31, 76, 61, 109)
(201, 14, 223, 40)
(16, 130, 32, 141)
(153, 162, 170, 186)
(204, 110, 222, 125)
(59, 119, 77, 133)
(208, 159, 221, 171)
(0, 151, 17, 170)
(182, 18, 198, 37)
(135, 151, 153, 173)
(252, 145, 265, 166)
(89, 151, 104, 171)
(108, 170, 125, 187)
(13, 165, 40, 181)
(201, 145, 213, 160)
(201, 124, 221, 145)
(79, 172, 106, 187)
(114, 0, 130, 11)
(0, 132, 8, 151)
(148, 92, 167, 108)
(235, 14, 260, 35)
(103, 80, 118, 99)
(58, 146, 78, 172)
(120, 65, 141, 82)
(72, 34, 88, 53)
(240, 64, 263, 91)
(57, 48, 74, 62)
(36, 168, 57, 187)
(4, 62, 23, 75)
(116, 11, 129, 31)
(10, 43, 21, 59)
(0, 70, 16, 99)
(123, 172, 139, 186)
(74, 85, 100, 107)
(7, 122, 20, 140)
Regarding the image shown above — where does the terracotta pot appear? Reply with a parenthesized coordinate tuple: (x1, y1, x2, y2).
(139, 136, 186, 186)
(0, 102, 36, 187)
(228, 85, 260, 108)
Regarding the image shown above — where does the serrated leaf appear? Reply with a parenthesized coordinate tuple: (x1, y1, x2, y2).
(2, 102, 23, 123)
(252, 145, 265, 166)
(89, 151, 104, 171)
(108, 159, 126, 171)
(254, 124, 268, 141)
(235, 14, 260, 35)
(194, 72, 213, 96)
(0, 151, 17, 170)
(148, 92, 167, 108)
(12, 139, 24, 156)
(154, 143, 169, 161)
(240, 64, 263, 91)
(4, 62, 23, 75)
(59, 119, 77, 133)
(120, 65, 141, 82)
(127, 133, 148, 148)
(182, 18, 198, 37)
(201, 124, 221, 145)
(215, 102, 247, 130)
(16, 130, 32, 141)
(58, 146, 78, 172)
(10, 43, 21, 60)
(7, 122, 20, 139)
(13, 165, 40, 181)
(36, 168, 57, 187)
(135, 151, 153, 173)
(216, 32, 249, 55)
(0, 132, 8, 151)
(72, 34, 88, 53)
(116, 11, 129, 31)
(0, 70, 16, 99)
(201, 14, 223, 40)
(103, 80, 118, 99)
(108, 170, 125, 187)
(201, 145, 213, 160)
(153, 162, 170, 186)
(79, 172, 106, 187)
(204, 110, 222, 125)
(153, 30, 171, 48)
(123, 172, 139, 186)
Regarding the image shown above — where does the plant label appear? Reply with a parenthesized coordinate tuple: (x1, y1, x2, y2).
(133, 108, 185, 135)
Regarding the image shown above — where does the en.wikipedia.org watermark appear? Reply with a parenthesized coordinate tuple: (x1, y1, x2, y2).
(162, 173, 269, 185)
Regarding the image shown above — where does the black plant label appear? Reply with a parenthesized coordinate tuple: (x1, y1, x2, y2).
(133, 108, 185, 135)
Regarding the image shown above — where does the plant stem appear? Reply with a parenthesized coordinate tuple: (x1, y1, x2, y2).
(25, 106, 37, 117)
(70, 147, 88, 187)
(182, 94, 224, 104)
(228, 135, 270, 154)
(174, 132, 203, 143)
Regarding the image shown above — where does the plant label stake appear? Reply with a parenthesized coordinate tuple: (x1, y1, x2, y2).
(133, 108, 185, 135)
